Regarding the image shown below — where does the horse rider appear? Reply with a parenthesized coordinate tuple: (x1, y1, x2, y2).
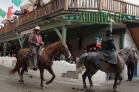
(100, 30, 118, 65)
(102, 30, 117, 51)
(28, 26, 44, 70)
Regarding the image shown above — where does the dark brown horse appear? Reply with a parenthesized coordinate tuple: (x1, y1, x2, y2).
(76, 46, 138, 92)
(9, 41, 71, 89)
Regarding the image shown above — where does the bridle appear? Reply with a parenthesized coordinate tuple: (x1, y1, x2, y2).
(120, 48, 136, 60)
(118, 47, 133, 62)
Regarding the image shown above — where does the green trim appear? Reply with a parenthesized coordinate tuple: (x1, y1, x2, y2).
(41, 21, 71, 31)
(18, 38, 23, 49)
(120, 34, 125, 49)
(62, 26, 67, 43)
(54, 28, 62, 40)
(0, 35, 24, 43)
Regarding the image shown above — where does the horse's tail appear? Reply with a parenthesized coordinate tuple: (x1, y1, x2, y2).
(9, 49, 22, 75)
(76, 54, 88, 73)
(9, 60, 18, 75)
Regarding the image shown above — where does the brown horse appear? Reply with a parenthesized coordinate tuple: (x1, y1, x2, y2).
(9, 41, 71, 89)
(76, 46, 138, 92)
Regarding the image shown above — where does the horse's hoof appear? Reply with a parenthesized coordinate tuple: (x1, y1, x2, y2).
(117, 83, 120, 85)
(84, 88, 88, 91)
(18, 80, 21, 83)
(114, 88, 119, 92)
(85, 89, 90, 92)
(18, 80, 24, 84)
(89, 89, 93, 92)
(46, 81, 50, 85)
(90, 85, 93, 89)
(41, 86, 45, 90)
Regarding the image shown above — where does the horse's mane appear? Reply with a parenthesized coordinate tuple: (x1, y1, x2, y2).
(45, 41, 60, 49)
(118, 47, 130, 55)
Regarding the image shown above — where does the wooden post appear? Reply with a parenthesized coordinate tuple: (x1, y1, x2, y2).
(16, 17, 20, 27)
(54, 28, 62, 40)
(64, 0, 69, 10)
(18, 38, 23, 49)
(98, 0, 102, 12)
(61, 25, 67, 60)
(5, 25, 7, 33)
(3, 42, 7, 56)
(34, 10, 37, 20)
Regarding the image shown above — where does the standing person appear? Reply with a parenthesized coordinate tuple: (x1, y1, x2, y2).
(34, 0, 44, 9)
(82, 48, 88, 55)
(28, 26, 44, 70)
(15, 45, 19, 55)
(126, 56, 136, 81)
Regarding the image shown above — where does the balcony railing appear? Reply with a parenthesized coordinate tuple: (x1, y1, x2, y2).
(37, 0, 64, 18)
(0, 0, 139, 36)
(0, 27, 6, 35)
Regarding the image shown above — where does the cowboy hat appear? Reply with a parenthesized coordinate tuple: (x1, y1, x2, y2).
(106, 30, 112, 36)
(33, 26, 41, 31)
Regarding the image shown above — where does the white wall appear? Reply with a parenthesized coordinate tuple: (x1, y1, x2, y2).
(0, 57, 106, 84)
(113, 35, 120, 50)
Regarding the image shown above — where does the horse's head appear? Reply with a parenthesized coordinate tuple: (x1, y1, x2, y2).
(118, 46, 138, 63)
(58, 41, 71, 59)
(129, 46, 138, 60)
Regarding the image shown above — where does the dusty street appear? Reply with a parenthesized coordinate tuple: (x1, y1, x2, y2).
(0, 65, 139, 92)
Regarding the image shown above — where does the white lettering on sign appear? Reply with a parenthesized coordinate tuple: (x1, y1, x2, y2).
(21, 28, 34, 35)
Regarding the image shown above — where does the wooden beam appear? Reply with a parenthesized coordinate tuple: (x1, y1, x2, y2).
(98, 0, 102, 12)
(54, 28, 62, 40)
(64, 0, 69, 10)
(40, 21, 71, 31)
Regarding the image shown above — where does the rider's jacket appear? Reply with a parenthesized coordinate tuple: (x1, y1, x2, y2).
(28, 32, 42, 47)
(101, 36, 117, 51)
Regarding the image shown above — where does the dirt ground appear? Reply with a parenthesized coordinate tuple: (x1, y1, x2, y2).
(0, 65, 139, 92)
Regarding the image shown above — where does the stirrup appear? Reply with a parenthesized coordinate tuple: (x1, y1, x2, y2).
(33, 68, 37, 71)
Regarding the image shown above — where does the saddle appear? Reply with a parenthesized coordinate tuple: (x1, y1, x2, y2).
(22, 47, 44, 58)
(22, 47, 45, 69)
(22, 48, 31, 58)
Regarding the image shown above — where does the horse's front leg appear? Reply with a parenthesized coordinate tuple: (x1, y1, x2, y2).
(40, 68, 45, 89)
(19, 65, 27, 83)
(82, 70, 88, 90)
(113, 73, 119, 92)
(117, 74, 123, 85)
(46, 67, 55, 85)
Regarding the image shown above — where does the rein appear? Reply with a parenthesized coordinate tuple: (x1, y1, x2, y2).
(44, 49, 53, 59)
(38, 53, 52, 65)
(119, 53, 128, 61)
(118, 48, 133, 63)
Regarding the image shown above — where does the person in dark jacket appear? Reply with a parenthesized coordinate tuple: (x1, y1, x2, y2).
(126, 56, 136, 81)
(100, 30, 117, 64)
(102, 30, 117, 51)
(34, 0, 43, 8)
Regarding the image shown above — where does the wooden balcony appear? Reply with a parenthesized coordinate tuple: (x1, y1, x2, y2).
(0, 0, 139, 36)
